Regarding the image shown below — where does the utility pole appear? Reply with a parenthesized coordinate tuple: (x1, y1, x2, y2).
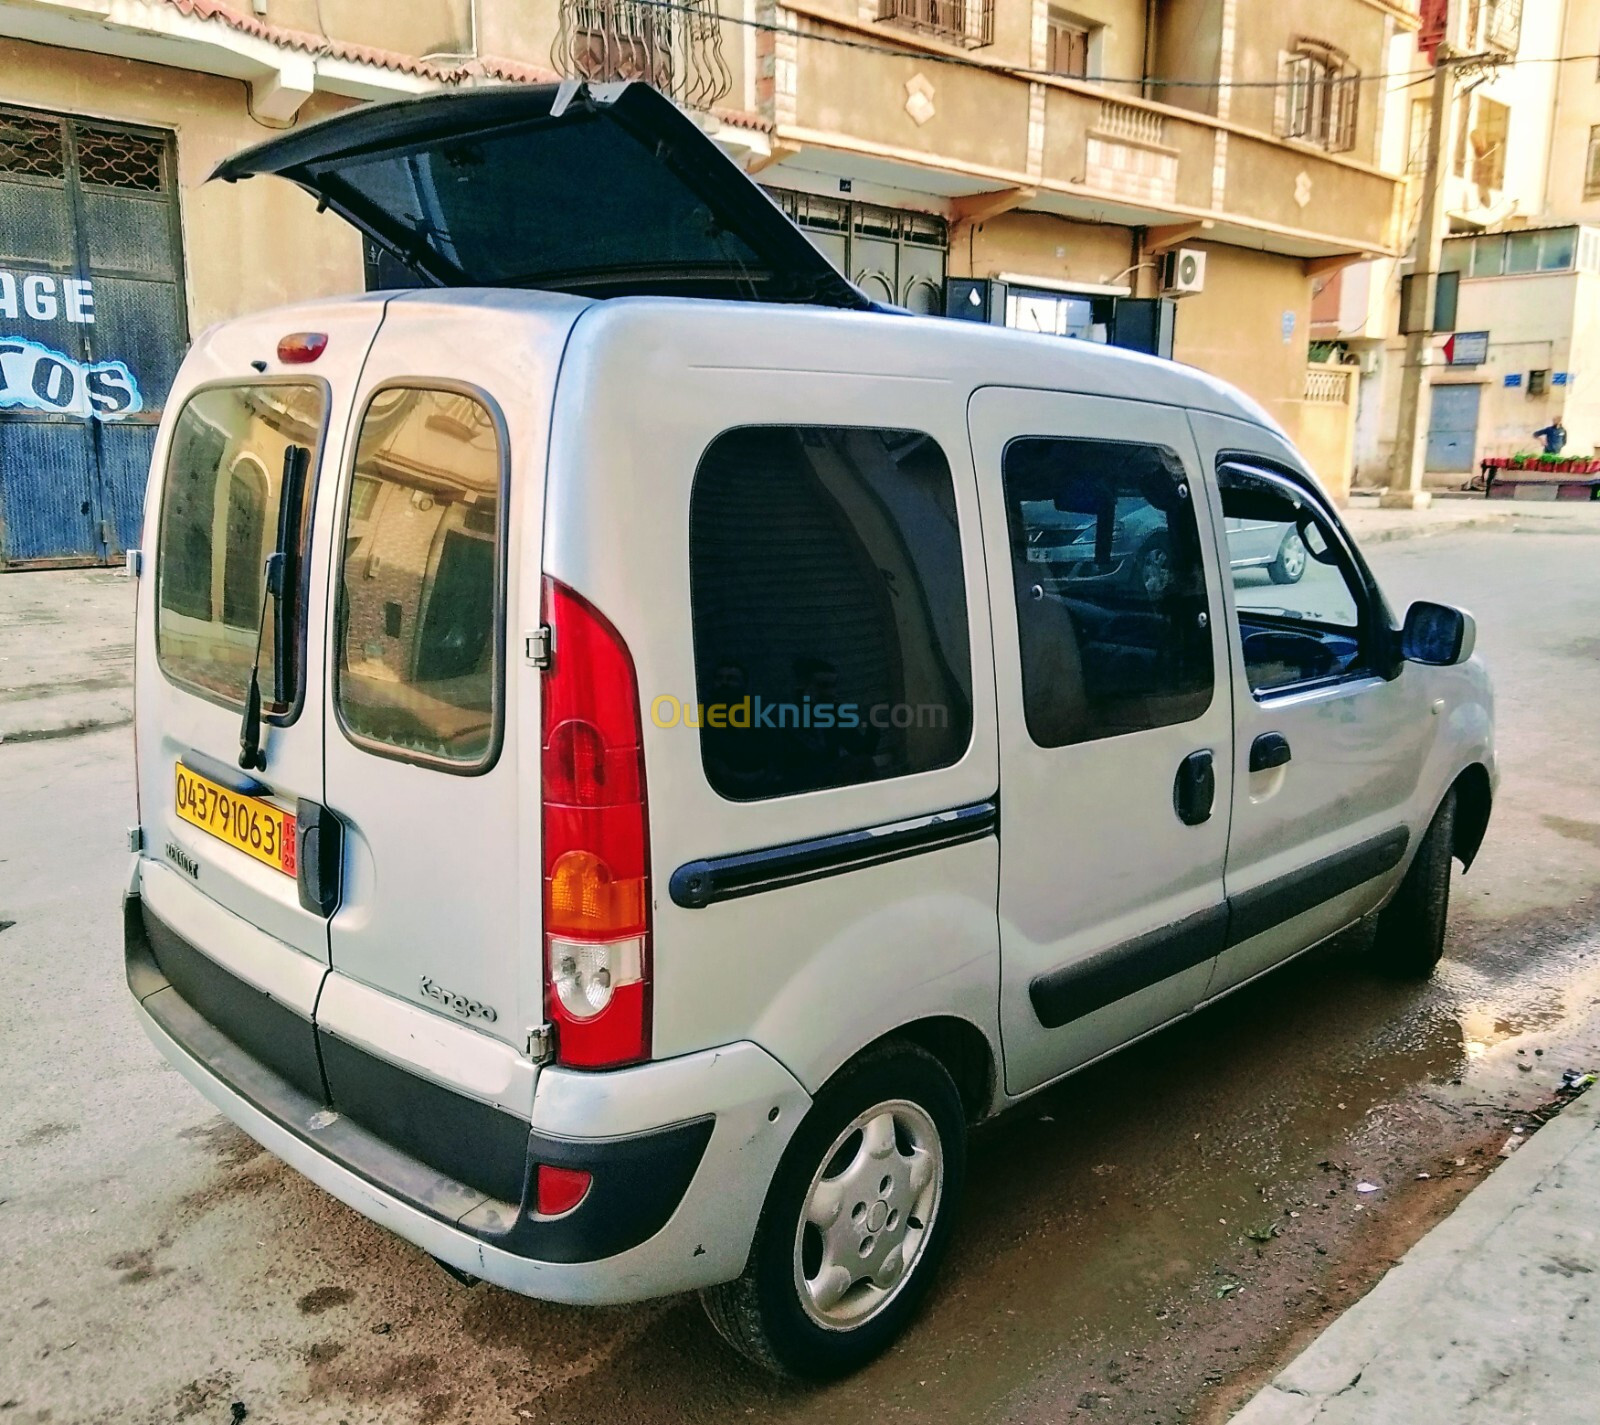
(1384, 1, 1463, 510)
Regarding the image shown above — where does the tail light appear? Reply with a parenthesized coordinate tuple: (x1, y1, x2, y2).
(535, 1164, 593, 1216)
(541, 577, 650, 1068)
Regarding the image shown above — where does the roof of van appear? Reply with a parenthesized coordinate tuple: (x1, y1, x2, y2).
(346, 286, 1282, 434)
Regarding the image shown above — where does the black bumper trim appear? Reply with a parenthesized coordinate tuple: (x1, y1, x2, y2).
(125, 894, 712, 1263)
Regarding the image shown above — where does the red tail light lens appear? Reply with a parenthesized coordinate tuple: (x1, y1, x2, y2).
(541, 577, 650, 1068)
(276, 331, 327, 364)
(535, 1163, 593, 1216)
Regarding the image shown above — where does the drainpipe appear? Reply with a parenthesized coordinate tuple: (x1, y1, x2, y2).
(1142, 0, 1157, 102)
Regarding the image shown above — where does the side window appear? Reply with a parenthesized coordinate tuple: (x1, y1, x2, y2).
(1219, 463, 1368, 695)
(156, 382, 325, 714)
(335, 387, 503, 768)
(1001, 437, 1213, 748)
(687, 426, 973, 801)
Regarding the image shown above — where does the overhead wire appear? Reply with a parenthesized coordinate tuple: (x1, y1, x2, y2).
(625, 1, 1600, 98)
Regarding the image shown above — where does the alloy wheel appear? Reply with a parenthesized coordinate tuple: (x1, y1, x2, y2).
(792, 1100, 943, 1331)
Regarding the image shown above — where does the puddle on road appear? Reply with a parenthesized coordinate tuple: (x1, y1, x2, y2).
(496, 906, 1600, 1425)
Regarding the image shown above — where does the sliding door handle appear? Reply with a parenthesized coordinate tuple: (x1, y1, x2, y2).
(1250, 732, 1292, 773)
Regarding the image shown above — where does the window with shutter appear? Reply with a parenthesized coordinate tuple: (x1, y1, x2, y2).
(1047, 11, 1092, 79)
(1277, 42, 1359, 154)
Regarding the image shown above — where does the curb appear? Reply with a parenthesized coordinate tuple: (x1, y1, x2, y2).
(1345, 513, 1600, 545)
(1229, 1087, 1600, 1424)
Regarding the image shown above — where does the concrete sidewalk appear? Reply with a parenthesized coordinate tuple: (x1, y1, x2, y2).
(1342, 491, 1600, 544)
(0, 564, 134, 743)
(1230, 1086, 1600, 1425)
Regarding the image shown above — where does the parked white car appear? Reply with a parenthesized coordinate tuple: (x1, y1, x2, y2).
(125, 83, 1495, 1380)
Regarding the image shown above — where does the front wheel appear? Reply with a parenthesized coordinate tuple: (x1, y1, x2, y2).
(700, 1042, 966, 1379)
(1373, 789, 1457, 977)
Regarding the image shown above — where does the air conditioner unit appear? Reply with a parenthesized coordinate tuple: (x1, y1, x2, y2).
(1160, 248, 1207, 297)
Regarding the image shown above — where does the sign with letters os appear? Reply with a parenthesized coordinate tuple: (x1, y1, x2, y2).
(0, 268, 143, 420)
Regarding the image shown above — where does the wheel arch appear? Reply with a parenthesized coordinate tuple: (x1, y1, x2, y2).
(859, 1016, 998, 1124)
(1451, 763, 1493, 870)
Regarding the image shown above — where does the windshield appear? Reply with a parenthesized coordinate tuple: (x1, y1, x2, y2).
(155, 382, 325, 715)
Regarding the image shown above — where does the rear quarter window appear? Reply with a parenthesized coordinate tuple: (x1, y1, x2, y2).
(687, 425, 973, 801)
(155, 382, 325, 715)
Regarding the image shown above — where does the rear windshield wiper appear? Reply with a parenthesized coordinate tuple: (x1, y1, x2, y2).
(239, 443, 310, 771)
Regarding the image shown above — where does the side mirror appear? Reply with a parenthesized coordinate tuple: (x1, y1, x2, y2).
(1402, 601, 1476, 666)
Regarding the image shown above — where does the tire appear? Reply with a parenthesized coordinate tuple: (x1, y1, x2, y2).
(1373, 789, 1457, 978)
(1268, 529, 1308, 584)
(700, 1042, 966, 1380)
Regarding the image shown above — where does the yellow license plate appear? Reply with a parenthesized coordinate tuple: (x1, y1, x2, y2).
(174, 764, 297, 878)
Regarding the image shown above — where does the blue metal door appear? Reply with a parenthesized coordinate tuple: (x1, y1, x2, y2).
(1425, 382, 1483, 474)
(0, 106, 186, 566)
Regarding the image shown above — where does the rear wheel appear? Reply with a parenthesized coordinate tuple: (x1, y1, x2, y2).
(1373, 789, 1457, 978)
(701, 1042, 965, 1380)
(1269, 529, 1308, 584)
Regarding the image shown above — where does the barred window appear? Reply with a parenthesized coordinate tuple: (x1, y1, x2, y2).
(0, 112, 64, 180)
(1278, 43, 1359, 155)
(75, 125, 165, 192)
(877, 0, 994, 50)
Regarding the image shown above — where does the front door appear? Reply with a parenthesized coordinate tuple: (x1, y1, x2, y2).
(970, 390, 1235, 1096)
(1189, 413, 1431, 999)
(1425, 383, 1482, 474)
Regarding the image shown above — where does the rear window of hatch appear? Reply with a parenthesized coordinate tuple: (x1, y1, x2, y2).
(154, 381, 327, 720)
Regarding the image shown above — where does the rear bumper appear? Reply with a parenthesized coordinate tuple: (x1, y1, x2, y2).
(127, 895, 810, 1304)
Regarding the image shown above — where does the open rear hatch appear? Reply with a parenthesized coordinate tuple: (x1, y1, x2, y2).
(212, 81, 870, 309)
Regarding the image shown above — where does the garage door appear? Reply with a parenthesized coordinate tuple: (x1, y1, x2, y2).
(0, 105, 187, 567)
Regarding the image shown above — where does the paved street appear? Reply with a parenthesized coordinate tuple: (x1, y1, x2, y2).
(3, 525, 1600, 1425)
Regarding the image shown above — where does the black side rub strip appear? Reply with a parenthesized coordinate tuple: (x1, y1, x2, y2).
(1226, 826, 1409, 946)
(669, 798, 998, 909)
(1028, 826, 1411, 1029)
(1030, 903, 1229, 1030)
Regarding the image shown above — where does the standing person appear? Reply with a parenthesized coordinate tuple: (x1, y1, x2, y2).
(1534, 418, 1568, 455)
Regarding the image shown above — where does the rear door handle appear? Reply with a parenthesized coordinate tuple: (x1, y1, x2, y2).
(1173, 750, 1215, 826)
(1250, 732, 1292, 773)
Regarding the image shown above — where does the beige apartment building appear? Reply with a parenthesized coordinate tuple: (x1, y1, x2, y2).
(1318, 0, 1600, 488)
(0, 0, 1419, 564)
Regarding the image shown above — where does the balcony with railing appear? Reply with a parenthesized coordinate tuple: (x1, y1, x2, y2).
(1468, 0, 1522, 55)
(777, 0, 1404, 258)
(551, 0, 734, 110)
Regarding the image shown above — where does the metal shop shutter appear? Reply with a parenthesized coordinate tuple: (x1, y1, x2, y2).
(0, 106, 187, 567)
